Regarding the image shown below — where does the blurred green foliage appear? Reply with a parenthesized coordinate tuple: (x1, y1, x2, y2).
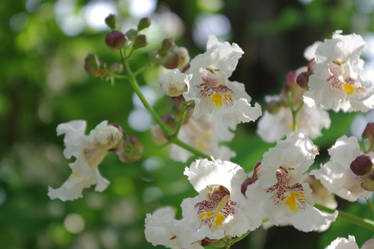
(1, 0, 374, 249)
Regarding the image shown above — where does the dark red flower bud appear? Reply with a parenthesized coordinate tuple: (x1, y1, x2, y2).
(105, 31, 127, 50)
(350, 155, 373, 176)
(296, 71, 311, 90)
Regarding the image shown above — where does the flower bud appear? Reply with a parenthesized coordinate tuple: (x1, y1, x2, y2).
(133, 34, 148, 49)
(110, 63, 123, 74)
(296, 71, 310, 90)
(362, 123, 374, 139)
(350, 155, 373, 176)
(137, 17, 151, 31)
(151, 125, 168, 145)
(201, 238, 212, 247)
(266, 100, 282, 114)
(126, 29, 137, 41)
(105, 31, 127, 50)
(162, 47, 190, 69)
(84, 54, 106, 77)
(105, 14, 116, 30)
(116, 135, 143, 163)
(159, 38, 175, 57)
(361, 173, 374, 191)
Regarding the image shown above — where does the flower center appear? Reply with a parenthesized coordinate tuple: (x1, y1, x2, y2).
(195, 185, 237, 229)
(198, 67, 233, 108)
(327, 61, 358, 95)
(266, 167, 306, 212)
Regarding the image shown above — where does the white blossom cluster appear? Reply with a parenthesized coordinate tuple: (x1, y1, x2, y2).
(49, 30, 374, 249)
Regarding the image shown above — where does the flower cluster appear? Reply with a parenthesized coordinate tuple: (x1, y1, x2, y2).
(49, 16, 374, 249)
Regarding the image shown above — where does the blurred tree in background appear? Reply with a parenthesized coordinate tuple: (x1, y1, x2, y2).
(1, 0, 374, 248)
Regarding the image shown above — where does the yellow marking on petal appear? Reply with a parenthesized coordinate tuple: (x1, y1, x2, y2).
(71, 172, 78, 177)
(343, 83, 355, 95)
(215, 213, 225, 228)
(196, 140, 207, 151)
(200, 211, 214, 220)
(223, 94, 232, 99)
(284, 192, 305, 212)
(211, 93, 223, 108)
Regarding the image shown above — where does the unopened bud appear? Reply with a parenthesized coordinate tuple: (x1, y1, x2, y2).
(126, 29, 137, 41)
(133, 34, 147, 49)
(110, 63, 123, 74)
(363, 123, 374, 139)
(84, 54, 105, 77)
(151, 125, 168, 145)
(116, 135, 143, 163)
(350, 155, 373, 176)
(137, 17, 151, 31)
(105, 14, 116, 30)
(266, 100, 282, 114)
(162, 47, 190, 69)
(105, 31, 127, 50)
(361, 172, 374, 191)
(159, 38, 175, 57)
(296, 71, 310, 90)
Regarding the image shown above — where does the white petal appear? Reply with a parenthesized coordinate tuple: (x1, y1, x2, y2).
(326, 236, 359, 249)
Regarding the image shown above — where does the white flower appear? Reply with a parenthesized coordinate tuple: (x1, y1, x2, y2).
(326, 236, 359, 249)
(246, 133, 337, 232)
(170, 115, 235, 162)
(183, 35, 261, 126)
(311, 136, 372, 201)
(181, 159, 261, 240)
(159, 69, 191, 97)
(304, 30, 374, 112)
(145, 206, 203, 249)
(257, 96, 330, 143)
(48, 120, 122, 201)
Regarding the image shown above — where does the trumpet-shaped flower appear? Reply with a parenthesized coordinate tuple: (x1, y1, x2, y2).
(170, 115, 235, 162)
(145, 206, 203, 249)
(311, 136, 372, 201)
(181, 159, 262, 240)
(183, 35, 261, 126)
(304, 30, 374, 112)
(245, 133, 337, 232)
(257, 96, 330, 142)
(48, 120, 122, 201)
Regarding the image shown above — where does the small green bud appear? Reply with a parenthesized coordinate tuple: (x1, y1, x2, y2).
(133, 34, 147, 49)
(126, 29, 137, 41)
(159, 38, 175, 57)
(137, 17, 151, 31)
(84, 54, 106, 77)
(105, 14, 116, 30)
(105, 30, 127, 50)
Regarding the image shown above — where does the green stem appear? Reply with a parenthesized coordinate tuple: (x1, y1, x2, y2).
(122, 54, 173, 137)
(171, 137, 210, 159)
(315, 204, 374, 232)
(172, 104, 188, 138)
(286, 92, 304, 132)
(120, 49, 209, 159)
